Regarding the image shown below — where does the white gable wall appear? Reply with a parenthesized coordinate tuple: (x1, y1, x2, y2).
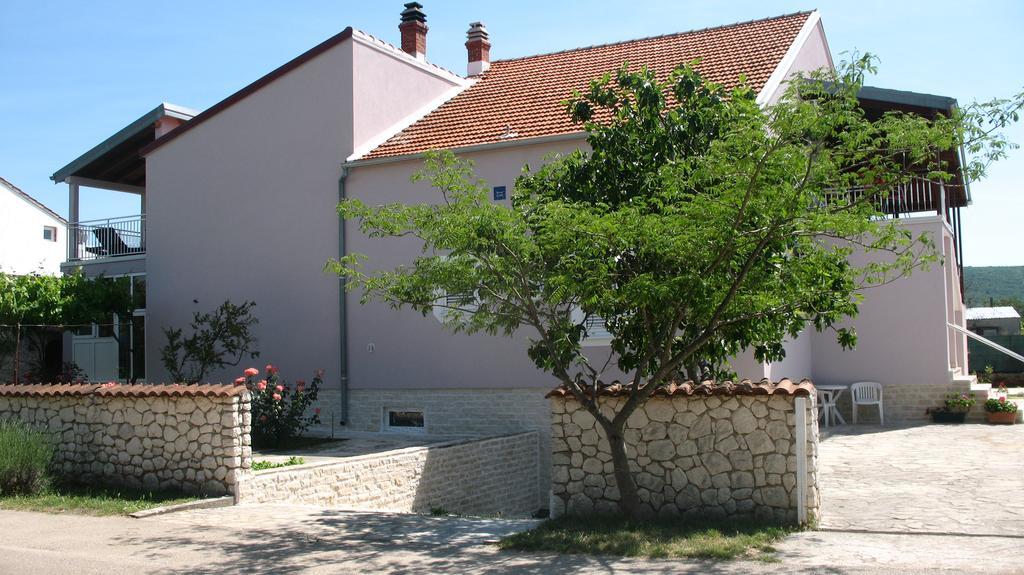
(0, 183, 66, 276)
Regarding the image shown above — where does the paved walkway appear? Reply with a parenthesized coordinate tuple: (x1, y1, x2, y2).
(817, 423, 1024, 536)
(1, 505, 1020, 574)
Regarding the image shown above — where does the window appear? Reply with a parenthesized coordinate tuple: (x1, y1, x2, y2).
(571, 308, 613, 346)
(384, 409, 425, 432)
(43, 226, 57, 241)
(432, 291, 479, 323)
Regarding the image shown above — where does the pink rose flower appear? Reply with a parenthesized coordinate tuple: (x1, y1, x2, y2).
(314, 407, 321, 415)
(257, 380, 267, 391)
(234, 376, 246, 385)
(244, 368, 259, 377)
(272, 393, 282, 401)
(266, 364, 278, 375)
(275, 384, 284, 393)
(296, 380, 306, 391)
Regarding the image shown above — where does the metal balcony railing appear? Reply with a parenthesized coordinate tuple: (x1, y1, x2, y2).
(68, 215, 145, 261)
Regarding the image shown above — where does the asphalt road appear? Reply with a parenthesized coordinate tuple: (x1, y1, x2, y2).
(0, 506, 1018, 574)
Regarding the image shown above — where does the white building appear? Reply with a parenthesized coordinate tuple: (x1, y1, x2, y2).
(0, 176, 67, 276)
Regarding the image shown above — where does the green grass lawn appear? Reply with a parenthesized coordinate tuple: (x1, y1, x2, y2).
(0, 483, 197, 516)
(499, 514, 795, 561)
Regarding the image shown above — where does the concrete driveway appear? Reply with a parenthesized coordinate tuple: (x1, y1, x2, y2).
(2, 423, 1022, 574)
(817, 423, 1024, 536)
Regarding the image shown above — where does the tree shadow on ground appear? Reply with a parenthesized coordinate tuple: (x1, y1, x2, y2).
(115, 508, 856, 574)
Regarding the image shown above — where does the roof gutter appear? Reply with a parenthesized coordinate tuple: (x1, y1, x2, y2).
(343, 131, 588, 169)
(337, 167, 350, 426)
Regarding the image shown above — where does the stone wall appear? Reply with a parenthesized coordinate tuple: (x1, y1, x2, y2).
(0, 384, 252, 495)
(236, 431, 539, 517)
(347, 387, 551, 503)
(832, 381, 986, 424)
(548, 381, 819, 524)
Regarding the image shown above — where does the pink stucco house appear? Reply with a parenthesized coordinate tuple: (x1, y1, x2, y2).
(52, 5, 974, 498)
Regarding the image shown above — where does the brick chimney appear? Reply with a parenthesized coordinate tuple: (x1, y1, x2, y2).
(399, 2, 428, 61)
(466, 22, 490, 76)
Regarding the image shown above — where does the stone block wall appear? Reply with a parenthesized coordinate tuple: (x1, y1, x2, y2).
(549, 381, 819, 524)
(0, 384, 252, 495)
(236, 431, 539, 517)
(832, 381, 986, 424)
(347, 387, 551, 503)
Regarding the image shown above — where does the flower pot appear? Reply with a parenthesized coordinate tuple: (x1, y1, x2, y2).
(931, 410, 967, 424)
(985, 411, 1018, 425)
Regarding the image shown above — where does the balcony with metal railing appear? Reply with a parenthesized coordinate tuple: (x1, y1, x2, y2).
(67, 214, 145, 261)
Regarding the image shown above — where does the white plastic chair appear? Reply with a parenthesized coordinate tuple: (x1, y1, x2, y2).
(850, 381, 884, 425)
(817, 389, 838, 427)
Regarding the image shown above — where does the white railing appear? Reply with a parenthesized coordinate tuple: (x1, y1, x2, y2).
(949, 322, 1024, 367)
(68, 215, 145, 261)
(823, 176, 944, 220)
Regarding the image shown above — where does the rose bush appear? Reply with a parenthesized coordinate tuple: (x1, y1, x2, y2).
(237, 364, 322, 447)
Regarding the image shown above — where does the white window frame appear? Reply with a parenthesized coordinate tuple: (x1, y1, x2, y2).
(432, 291, 479, 323)
(382, 407, 427, 433)
(43, 226, 57, 242)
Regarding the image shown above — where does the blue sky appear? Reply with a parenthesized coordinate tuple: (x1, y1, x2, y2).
(1, 1, 1021, 265)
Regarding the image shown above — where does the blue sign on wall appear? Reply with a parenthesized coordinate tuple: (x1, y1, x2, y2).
(493, 186, 507, 201)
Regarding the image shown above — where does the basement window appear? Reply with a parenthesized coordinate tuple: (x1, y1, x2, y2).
(384, 408, 425, 433)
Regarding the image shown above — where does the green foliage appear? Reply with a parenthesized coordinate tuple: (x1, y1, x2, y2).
(498, 514, 793, 560)
(944, 392, 977, 412)
(240, 365, 322, 447)
(0, 419, 54, 495)
(963, 266, 1024, 312)
(0, 483, 195, 516)
(334, 56, 1021, 516)
(0, 271, 133, 379)
(251, 456, 305, 471)
(985, 397, 1018, 413)
(160, 300, 259, 384)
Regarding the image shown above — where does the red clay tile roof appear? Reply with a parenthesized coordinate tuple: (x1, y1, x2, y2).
(545, 378, 815, 399)
(363, 11, 812, 160)
(0, 383, 246, 398)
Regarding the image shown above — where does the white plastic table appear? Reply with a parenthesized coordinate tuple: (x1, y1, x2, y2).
(817, 384, 848, 427)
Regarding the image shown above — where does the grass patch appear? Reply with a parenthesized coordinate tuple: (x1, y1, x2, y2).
(0, 483, 196, 516)
(499, 514, 795, 561)
(252, 456, 306, 471)
(0, 419, 53, 495)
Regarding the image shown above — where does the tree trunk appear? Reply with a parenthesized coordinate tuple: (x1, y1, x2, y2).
(599, 418, 643, 518)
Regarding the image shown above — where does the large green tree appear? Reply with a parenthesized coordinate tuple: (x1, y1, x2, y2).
(334, 56, 1020, 517)
(0, 271, 133, 382)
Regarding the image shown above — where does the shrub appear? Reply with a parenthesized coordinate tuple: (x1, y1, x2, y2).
(238, 365, 322, 447)
(943, 393, 976, 412)
(161, 300, 259, 384)
(985, 387, 1019, 413)
(0, 419, 53, 495)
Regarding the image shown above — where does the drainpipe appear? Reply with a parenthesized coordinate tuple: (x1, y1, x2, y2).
(338, 167, 350, 425)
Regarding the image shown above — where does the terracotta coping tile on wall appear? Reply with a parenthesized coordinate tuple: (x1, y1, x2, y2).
(0, 383, 247, 398)
(545, 378, 815, 399)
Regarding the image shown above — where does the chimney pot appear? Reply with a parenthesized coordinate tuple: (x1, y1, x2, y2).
(400, 2, 428, 61)
(466, 21, 491, 76)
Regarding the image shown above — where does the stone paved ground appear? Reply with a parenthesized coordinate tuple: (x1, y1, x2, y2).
(3, 506, 1020, 574)
(817, 423, 1024, 536)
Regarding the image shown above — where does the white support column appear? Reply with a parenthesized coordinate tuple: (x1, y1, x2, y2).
(67, 180, 80, 261)
(794, 396, 808, 525)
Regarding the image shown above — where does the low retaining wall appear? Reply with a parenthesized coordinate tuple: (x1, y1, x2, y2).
(0, 384, 252, 495)
(548, 380, 819, 524)
(236, 431, 539, 517)
(833, 381, 986, 424)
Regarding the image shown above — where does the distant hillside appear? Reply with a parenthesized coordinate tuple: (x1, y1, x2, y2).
(963, 266, 1024, 308)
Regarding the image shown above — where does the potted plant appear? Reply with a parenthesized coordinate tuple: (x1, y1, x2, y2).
(984, 385, 1019, 424)
(929, 393, 975, 423)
